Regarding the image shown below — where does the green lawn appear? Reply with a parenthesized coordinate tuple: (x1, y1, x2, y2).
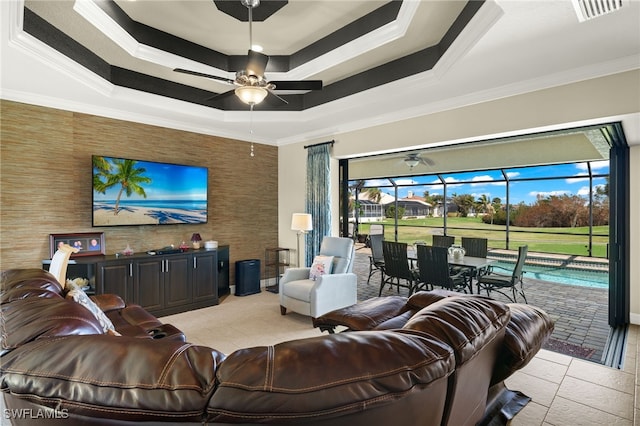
(356, 217, 609, 258)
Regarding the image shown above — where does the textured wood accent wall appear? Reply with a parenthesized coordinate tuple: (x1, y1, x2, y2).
(0, 100, 278, 283)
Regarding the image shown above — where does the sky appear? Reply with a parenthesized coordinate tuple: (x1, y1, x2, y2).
(357, 160, 609, 205)
(93, 156, 208, 201)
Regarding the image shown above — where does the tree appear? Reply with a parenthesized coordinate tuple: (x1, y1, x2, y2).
(423, 191, 443, 206)
(477, 194, 495, 224)
(385, 205, 405, 219)
(451, 193, 475, 217)
(93, 157, 152, 215)
(514, 194, 592, 228)
(362, 187, 382, 203)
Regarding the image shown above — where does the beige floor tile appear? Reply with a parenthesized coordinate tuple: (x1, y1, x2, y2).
(567, 358, 635, 394)
(557, 376, 634, 419)
(510, 400, 547, 426)
(535, 348, 573, 366)
(518, 356, 569, 384)
(506, 372, 560, 408)
(545, 396, 632, 426)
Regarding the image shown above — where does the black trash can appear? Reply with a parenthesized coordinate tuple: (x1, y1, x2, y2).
(235, 259, 261, 296)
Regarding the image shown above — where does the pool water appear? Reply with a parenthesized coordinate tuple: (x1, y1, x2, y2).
(491, 261, 609, 289)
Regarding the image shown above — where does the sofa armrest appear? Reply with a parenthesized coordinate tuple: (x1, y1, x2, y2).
(280, 267, 311, 284)
(90, 293, 126, 312)
(309, 273, 358, 318)
(491, 303, 555, 385)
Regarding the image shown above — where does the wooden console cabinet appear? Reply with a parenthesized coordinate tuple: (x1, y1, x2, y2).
(44, 246, 228, 317)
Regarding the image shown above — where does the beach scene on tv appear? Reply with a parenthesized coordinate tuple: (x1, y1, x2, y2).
(92, 156, 208, 226)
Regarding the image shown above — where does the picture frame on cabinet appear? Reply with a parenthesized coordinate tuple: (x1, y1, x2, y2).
(49, 232, 105, 258)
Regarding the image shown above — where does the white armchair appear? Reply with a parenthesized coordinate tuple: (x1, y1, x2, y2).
(279, 237, 357, 319)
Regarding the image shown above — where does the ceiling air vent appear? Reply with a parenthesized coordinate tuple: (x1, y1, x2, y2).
(572, 0, 624, 22)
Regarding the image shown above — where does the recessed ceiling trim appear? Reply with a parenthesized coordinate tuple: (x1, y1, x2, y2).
(73, 0, 236, 81)
(74, 0, 416, 81)
(275, 0, 420, 80)
(14, 7, 114, 97)
(434, 0, 502, 79)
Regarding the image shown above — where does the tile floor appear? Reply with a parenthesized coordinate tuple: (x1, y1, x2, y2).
(161, 291, 639, 425)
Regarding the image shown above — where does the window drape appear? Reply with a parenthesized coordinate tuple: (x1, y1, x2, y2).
(305, 143, 332, 266)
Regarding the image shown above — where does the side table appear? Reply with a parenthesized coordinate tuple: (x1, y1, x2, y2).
(264, 247, 290, 294)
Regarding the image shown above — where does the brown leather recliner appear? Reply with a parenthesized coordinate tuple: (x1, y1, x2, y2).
(1, 269, 550, 425)
(314, 289, 555, 425)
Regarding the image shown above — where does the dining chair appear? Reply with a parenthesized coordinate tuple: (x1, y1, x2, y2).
(432, 235, 455, 248)
(415, 245, 469, 293)
(379, 241, 418, 296)
(461, 237, 490, 277)
(367, 233, 385, 284)
(477, 245, 529, 303)
(461, 237, 488, 258)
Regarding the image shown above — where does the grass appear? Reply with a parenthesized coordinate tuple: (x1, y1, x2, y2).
(356, 217, 609, 258)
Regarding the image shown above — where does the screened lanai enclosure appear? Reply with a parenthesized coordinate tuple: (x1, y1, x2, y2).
(338, 123, 630, 352)
(346, 161, 610, 257)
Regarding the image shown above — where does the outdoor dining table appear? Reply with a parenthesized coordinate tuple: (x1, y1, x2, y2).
(407, 249, 497, 294)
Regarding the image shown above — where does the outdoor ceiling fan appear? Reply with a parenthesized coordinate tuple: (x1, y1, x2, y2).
(403, 153, 434, 169)
(174, 0, 322, 107)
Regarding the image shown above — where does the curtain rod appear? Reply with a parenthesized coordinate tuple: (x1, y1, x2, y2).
(304, 140, 335, 149)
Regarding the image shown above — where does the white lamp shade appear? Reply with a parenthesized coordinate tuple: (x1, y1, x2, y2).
(404, 158, 420, 168)
(291, 213, 313, 232)
(235, 86, 268, 105)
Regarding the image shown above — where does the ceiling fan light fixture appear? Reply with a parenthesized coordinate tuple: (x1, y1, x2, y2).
(235, 86, 268, 105)
(404, 157, 420, 168)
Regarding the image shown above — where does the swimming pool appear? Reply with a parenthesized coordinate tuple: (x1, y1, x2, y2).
(490, 261, 609, 289)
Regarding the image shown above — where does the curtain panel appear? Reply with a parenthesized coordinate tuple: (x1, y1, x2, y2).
(305, 143, 332, 266)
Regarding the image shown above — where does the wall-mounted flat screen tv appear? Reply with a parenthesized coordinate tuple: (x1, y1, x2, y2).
(92, 155, 208, 226)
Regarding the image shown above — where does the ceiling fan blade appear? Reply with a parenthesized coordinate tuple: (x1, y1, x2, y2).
(270, 80, 323, 91)
(246, 50, 269, 77)
(205, 90, 237, 102)
(263, 90, 289, 106)
(421, 157, 435, 166)
(174, 68, 234, 84)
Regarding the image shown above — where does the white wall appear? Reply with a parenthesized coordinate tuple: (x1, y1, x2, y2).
(278, 70, 640, 323)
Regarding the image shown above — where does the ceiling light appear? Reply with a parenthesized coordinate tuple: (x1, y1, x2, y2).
(235, 86, 268, 105)
(404, 157, 420, 168)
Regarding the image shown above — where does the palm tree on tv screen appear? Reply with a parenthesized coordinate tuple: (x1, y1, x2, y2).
(93, 157, 152, 215)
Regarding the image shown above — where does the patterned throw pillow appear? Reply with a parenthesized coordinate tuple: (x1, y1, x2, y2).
(309, 255, 334, 281)
(66, 288, 117, 334)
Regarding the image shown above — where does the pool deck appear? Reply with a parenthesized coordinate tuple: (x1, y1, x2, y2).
(353, 245, 610, 362)
(487, 248, 609, 271)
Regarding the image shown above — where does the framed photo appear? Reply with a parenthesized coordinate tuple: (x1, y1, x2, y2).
(49, 233, 105, 258)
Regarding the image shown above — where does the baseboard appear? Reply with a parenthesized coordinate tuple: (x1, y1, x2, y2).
(630, 312, 640, 325)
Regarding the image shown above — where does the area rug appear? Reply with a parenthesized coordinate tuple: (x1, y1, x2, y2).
(542, 337, 596, 360)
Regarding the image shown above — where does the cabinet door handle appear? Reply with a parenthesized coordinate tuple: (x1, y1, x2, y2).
(193, 257, 197, 269)
(129, 263, 133, 277)
(165, 259, 169, 273)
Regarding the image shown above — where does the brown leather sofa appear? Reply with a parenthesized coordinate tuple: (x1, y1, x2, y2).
(1, 269, 553, 425)
(313, 290, 556, 425)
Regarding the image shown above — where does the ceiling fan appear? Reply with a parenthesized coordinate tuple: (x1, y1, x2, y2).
(380, 152, 435, 170)
(174, 0, 322, 107)
(403, 153, 435, 169)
